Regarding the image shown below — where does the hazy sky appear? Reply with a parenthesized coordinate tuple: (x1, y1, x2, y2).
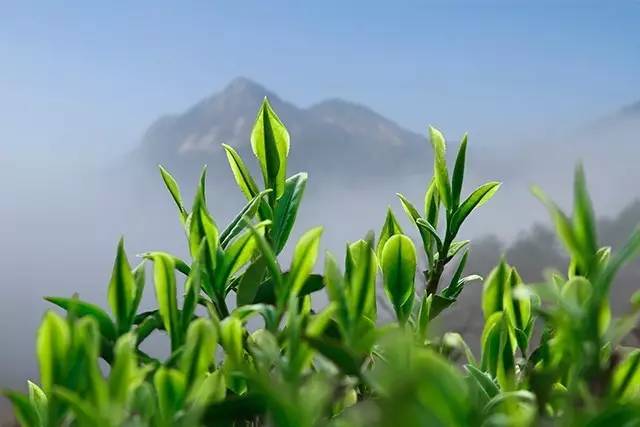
(1, 0, 639, 161)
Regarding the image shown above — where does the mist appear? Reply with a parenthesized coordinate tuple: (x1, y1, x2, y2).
(1, 99, 638, 393)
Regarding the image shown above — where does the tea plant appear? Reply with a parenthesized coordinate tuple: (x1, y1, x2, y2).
(5, 98, 640, 427)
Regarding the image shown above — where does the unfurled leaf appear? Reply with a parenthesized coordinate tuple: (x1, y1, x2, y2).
(222, 143, 260, 201)
(151, 253, 181, 350)
(288, 227, 323, 299)
(180, 319, 217, 389)
(451, 133, 468, 209)
(108, 238, 137, 333)
(573, 164, 598, 263)
(532, 186, 585, 271)
(612, 349, 640, 400)
(159, 165, 188, 223)
(236, 258, 267, 306)
(271, 172, 308, 254)
(245, 221, 284, 303)
(451, 182, 501, 235)
(154, 367, 186, 424)
(465, 364, 499, 399)
(44, 297, 116, 341)
(381, 235, 416, 323)
(416, 218, 442, 251)
(215, 229, 259, 292)
(251, 97, 290, 199)
(220, 190, 272, 248)
(377, 207, 403, 259)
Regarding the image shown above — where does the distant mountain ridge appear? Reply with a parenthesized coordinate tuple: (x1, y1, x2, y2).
(137, 77, 428, 182)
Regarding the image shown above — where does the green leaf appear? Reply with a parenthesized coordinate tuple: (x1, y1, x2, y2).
(154, 367, 186, 424)
(251, 97, 290, 199)
(3, 391, 38, 427)
(151, 253, 181, 351)
(465, 364, 499, 399)
(52, 387, 98, 424)
(181, 253, 202, 333)
(141, 252, 190, 276)
(288, 227, 323, 299)
(451, 182, 501, 235)
(451, 133, 468, 209)
(480, 311, 504, 377)
(447, 240, 469, 259)
(188, 187, 218, 262)
(189, 370, 226, 406)
(417, 294, 432, 341)
(216, 228, 261, 293)
(482, 260, 509, 320)
(612, 349, 640, 400)
(37, 311, 70, 393)
(271, 172, 308, 254)
(219, 190, 272, 248)
(429, 295, 456, 319)
(397, 193, 435, 258)
(159, 165, 188, 224)
(429, 126, 452, 210)
(27, 381, 47, 427)
(424, 178, 440, 226)
(222, 143, 260, 201)
(245, 220, 284, 303)
(109, 333, 146, 406)
(304, 336, 362, 377)
(347, 240, 378, 319)
(376, 207, 403, 259)
(107, 238, 137, 333)
(572, 164, 598, 263)
(532, 185, 585, 270)
(597, 227, 640, 298)
(219, 317, 244, 364)
(381, 235, 416, 323)
(236, 258, 267, 306)
(180, 318, 217, 389)
(251, 273, 324, 306)
(324, 253, 351, 335)
(132, 262, 146, 321)
(442, 251, 469, 298)
(44, 297, 116, 341)
(416, 218, 443, 251)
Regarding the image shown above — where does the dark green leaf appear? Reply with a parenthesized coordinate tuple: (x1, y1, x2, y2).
(271, 172, 308, 254)
(44, 297, 116, 341)
(107, 238, 137, 333)
(451, 182, 501, 235)
(159, 165, 188, 224)
(451, 133, 468, 209)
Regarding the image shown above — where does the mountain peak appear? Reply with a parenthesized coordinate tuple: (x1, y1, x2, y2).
(222, 77, 269, 97)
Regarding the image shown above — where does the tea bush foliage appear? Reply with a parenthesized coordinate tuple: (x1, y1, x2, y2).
(5, 99, 640, 426)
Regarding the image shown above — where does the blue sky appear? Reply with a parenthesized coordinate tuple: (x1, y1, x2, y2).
(1, 1, 639, 158)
